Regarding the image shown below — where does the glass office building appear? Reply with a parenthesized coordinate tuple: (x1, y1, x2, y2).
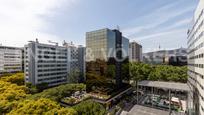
(86, 28, 129, 96)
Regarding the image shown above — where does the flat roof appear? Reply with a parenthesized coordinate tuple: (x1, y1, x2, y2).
(93, 87, 132, 104)
(138, 80, 189, 91)
(124, 105, 169, 115)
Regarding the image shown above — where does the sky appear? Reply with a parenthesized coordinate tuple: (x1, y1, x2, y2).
(0, 0, 199, 52)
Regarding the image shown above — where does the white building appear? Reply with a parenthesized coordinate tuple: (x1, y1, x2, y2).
(24, 40, 85, 87)
(0, 46, 23, 74)
(187, 0, 204, 115)
(129, 41, 142, 62)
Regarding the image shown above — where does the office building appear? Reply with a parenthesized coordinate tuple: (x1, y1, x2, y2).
(187, 0, 204, 114)
(129, 41, 142, 62)
(63, 41, 86, 83)
(0, 45, 23, 74)
(24, 40, 85, 87)
(86, 28, 129, 90)
(77, 45, 86, 82)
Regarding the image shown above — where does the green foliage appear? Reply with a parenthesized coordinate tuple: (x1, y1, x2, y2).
(121, 63, 130, 81)
(68, 69, 80, 83)
(73, 100, 106, 115)
(0, 72, 24, 85)
(86, 73, 107, 91)
(28, 83, 86, 102)
(105, 65, 115, 79)
(36, 82, 49, 91)
(0, 81, 29, 113)
(8, 98, 77, 115)
(130, 62, 187, 83)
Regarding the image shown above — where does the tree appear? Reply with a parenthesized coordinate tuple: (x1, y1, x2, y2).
(8, 98, 77, 115)
(28, 83, 86, 102)
(73, 100, 106, 115)
(0, 81, 28, 113)
(0, 72, 24, 85)
(68, 69, 80, 83)
(121, 63, 130, 81)
(130, 62, 144, 103)
(129, 62, 188, 83)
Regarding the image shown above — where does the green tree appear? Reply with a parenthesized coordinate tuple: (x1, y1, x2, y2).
(0, 81, 28, 113)
(8, 98, 77, 115)
(73, 100, 106, 115)
(28, 83, 86, 102)
(68, 69, 80, 83)
(0, 72, 24, 85)
(130, 62, 144, 103)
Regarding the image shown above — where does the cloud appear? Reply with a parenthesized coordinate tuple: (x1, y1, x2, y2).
(122, 1, 194, 38)
(139, 28, 188, 53)
(0, 0, 77, 47)
(136, 28, 187, 41)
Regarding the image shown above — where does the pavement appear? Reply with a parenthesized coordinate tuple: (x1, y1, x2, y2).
(120, 105, 169, 115)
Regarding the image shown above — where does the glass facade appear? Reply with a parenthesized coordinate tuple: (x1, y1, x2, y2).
(85, 28, 130, 99)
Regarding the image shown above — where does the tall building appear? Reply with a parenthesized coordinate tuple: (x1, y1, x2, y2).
(187, 0, 204, 115)
(63, 42, 86, 83)
(129, 41, 142, 62)
(24, 40, 85, 87)
(86, 28, 129, 90)
(0, 46, 23, 74)
(77, 45, 86, 82)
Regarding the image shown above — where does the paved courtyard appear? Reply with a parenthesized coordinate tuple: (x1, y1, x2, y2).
(121, 105, 169, 115)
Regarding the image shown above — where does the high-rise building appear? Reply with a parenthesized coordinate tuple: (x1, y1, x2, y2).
(0, 46, 23, 74)
(77, 45, 86, 82)
(63, 42, 86, 83)
(24, 40, 85, 87)
(129, 41, 142, 62)
(187, 0, 204, 114)
(86, 28, 129, 90)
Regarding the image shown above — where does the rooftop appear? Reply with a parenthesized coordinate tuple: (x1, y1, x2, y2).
(138, 80, 189, 91)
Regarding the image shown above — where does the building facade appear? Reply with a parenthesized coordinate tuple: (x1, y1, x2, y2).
(129, 41, 142, 62)
(86, 28, 129, 91)
(77, 45, 86, 82)
(187, 0, 204, 115)
(24, 40, 85, 87)
(0, 46, 23, 74)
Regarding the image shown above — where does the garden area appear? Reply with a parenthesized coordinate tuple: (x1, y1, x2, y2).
(0, 73, 106, 115)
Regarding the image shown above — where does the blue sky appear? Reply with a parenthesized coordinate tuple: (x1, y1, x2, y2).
(0, 0, 198, 52)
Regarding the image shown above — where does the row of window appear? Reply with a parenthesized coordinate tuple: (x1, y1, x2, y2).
(38, 76, 66, 82)
(188, 42, 203, 54)
(188, 9, 203, 43)
(37, 64, 67, 68)
(37, 60, 67, 63)
(188, 69, 204, 80)
(38, 55, 67, 59)
(188, 20, 203, 45)
(37, 46, 67, 52)
(188, 63, 204, 68)
(188, 76, 204, 112)
(188, 31, 204, 49)
(189, 53, 204, 60)
(38, 72, 67, 77)
(4, 56, 21, 58)
(38, 68, 67, 72)
(38, 50, 67, 55)
(4, 64, 22, 66)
